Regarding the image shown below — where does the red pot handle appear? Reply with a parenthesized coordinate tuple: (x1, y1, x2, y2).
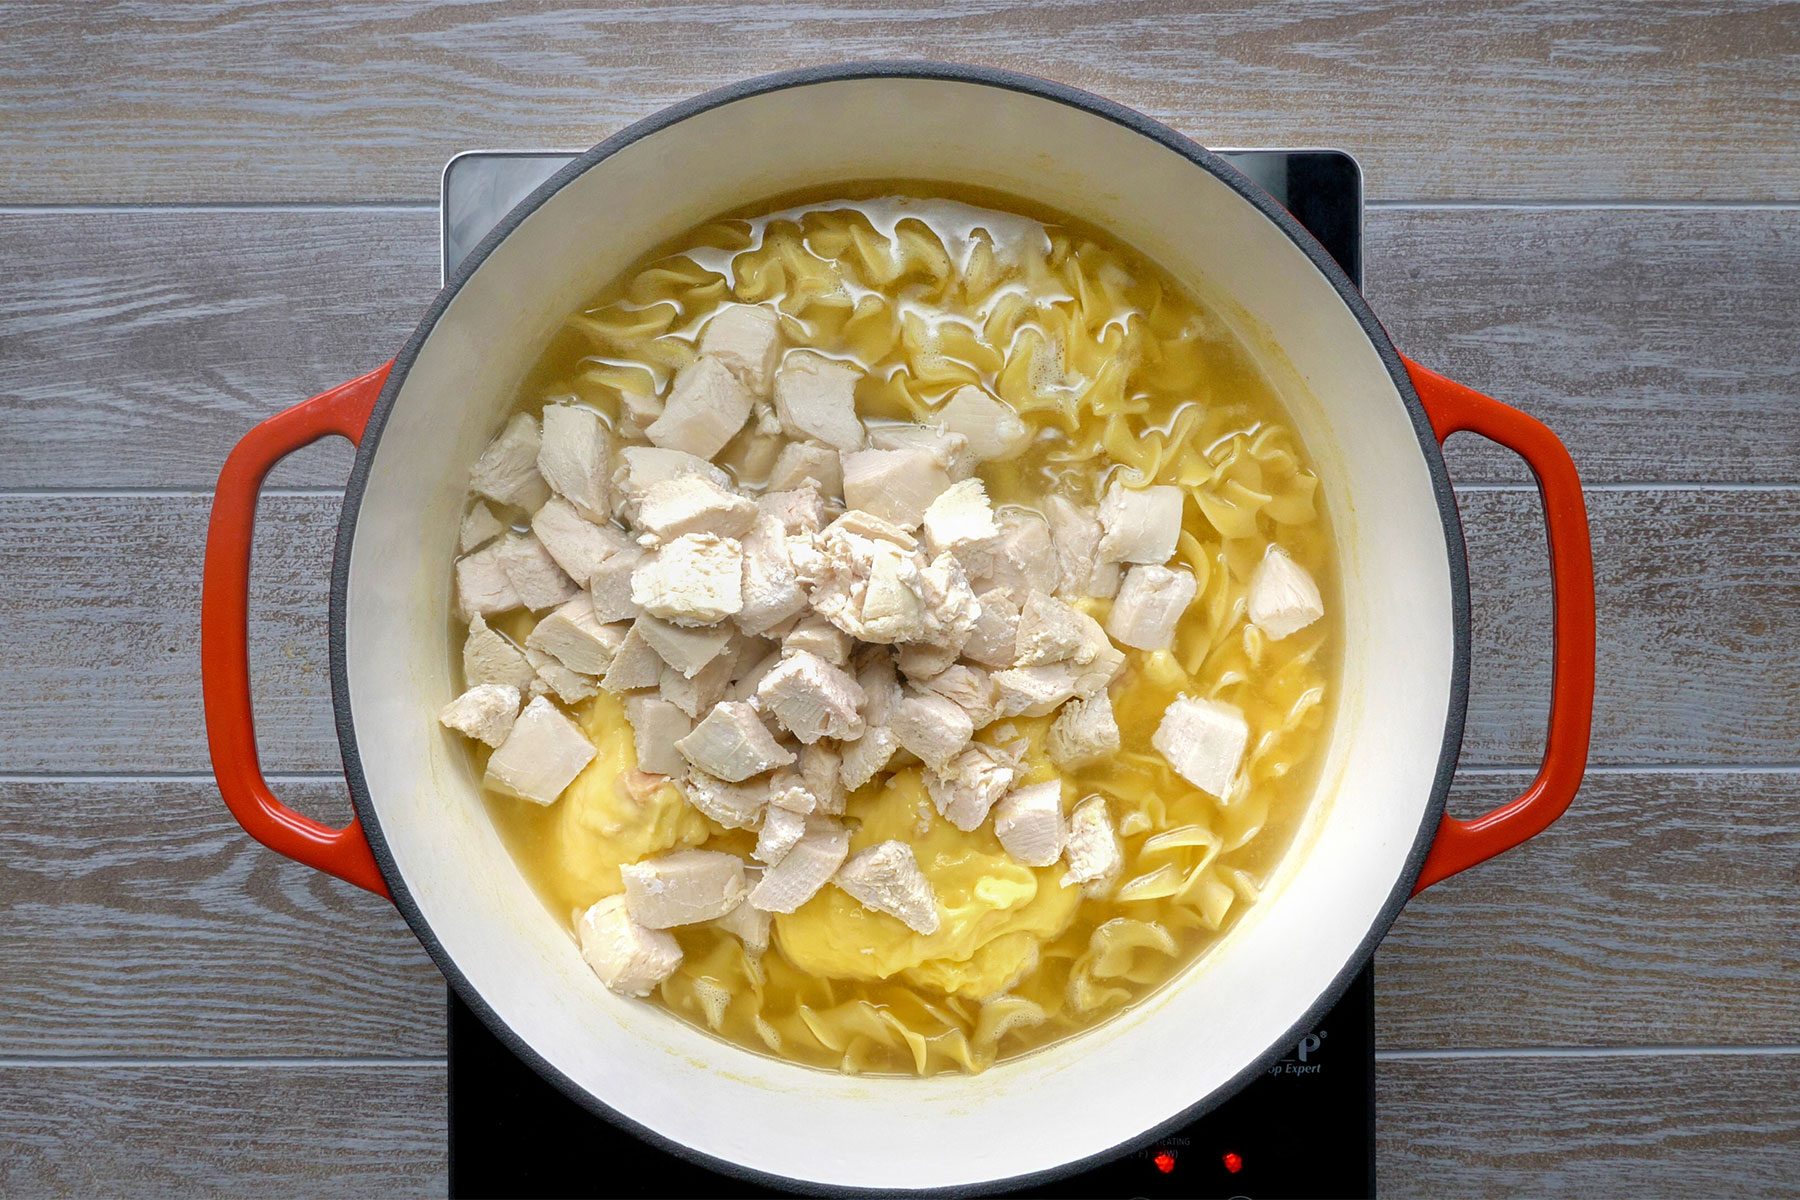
(1404, 357, 1596, 893)
(201, 365, 394, 899)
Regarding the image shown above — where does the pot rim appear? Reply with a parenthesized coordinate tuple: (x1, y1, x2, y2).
(327, 59, 1471, 1196)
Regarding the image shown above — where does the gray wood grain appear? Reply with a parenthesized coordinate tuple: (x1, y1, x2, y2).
(0, 1063, 446, 1197)
(1377, 771, 1800, 1049)
(1, 1, 1795, 205)
(1377, 1052, 1800, 1198)
(0, 778, 443, 1059)
(3, 206, 1795, 490)
(2, 488, 1792, 773)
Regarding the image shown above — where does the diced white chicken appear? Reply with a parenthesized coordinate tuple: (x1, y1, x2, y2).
(524, 597, 625, 677)
(1014, 591, 1093, 666)
(623, 695, 695, 777)
(462, 613, 536, 691)
(496, 533, 579, 611)
(993, 780, 1066, 867)
(767, 441, 844, 501)
(659, 653, 736, 719)
(757, 488, 826, 536)
(525, 646, 599, 705)
(620, 849, 747, 928)
(470, 412, 551, 510)
(1248, 547, 1325, 640)
(599, 624, 663, 693)
(616, 384, 663, 441)
(915, 664, 999, 730)
(631, 533, 743, 626)
(803, 531, 930, 646)
(632, 614, 734, 678)
(1096, 480, 1183, 565)
(773, 352, 865, 452)
(977, 508, 1059, 602)
(839, 727, 900, 792)
(960, 588, 1021, 667)
(835, 841, 939, 935)
(914, 551, 982, 653)
(854, 647, 903, 722)
(680, 770, 768, 830)
(1106, 564, 1198, 651)
(729, 648, 784, 704)
(823, 508, 918, 549)
(577, 895, 682, 997)
(869, 423, 975, 481)
(1063, 795, 1122, 889)
(588, 544, 645, 623)
(675, 700, 796, 782)
(612, 446, 732, 521)
(459, 501, 504, 553)
(924, 742, 1020, 832)
(896, 641, 958, 681)
(753, 804, 808, 864)
(483, 696, 596, 805)
(1070, 614, 1126, 698)
(1153, 695, 1249, 799)
(890, 691, 975, 771)
(437, 683, 522, 748)
(933, 385, 1031, 462)
(798, 742, 846, 815)
(736, 515, 809, 636)
(992, 663, 1082, 718)
(646, 356, 754, 460)
(782, 612, 852, 665)
(756, 651, 866, 744)
(1048, 690, 1122, 769)
(635, 473, 757, 543)
(538, 402, 611, 522)
(531, 497, 630, 582)
(748, 820, 850, 913)
(766, 766, 817, 815)
(1045, 495, 1121, 599)
(841, 447, 952, 530)
(713, 888, 771, 955)
(921, 478, 1000, 570)
(699, 305, 782, 395)
(455, 542, 522, 619)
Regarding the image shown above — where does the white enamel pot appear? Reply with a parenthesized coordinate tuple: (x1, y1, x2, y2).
(201, 63, 1597, 1194)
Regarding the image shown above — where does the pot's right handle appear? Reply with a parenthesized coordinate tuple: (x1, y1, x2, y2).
(1403, 358, 1596, 893)
(201, 365, 393, 899)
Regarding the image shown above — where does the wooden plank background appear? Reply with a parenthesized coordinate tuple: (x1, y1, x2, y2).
(1, 1, 1794, 1195)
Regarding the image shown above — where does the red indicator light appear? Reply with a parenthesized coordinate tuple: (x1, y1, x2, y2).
(1223, 1151, 1244, 1175)
(1152, 1151, 1176, 1174)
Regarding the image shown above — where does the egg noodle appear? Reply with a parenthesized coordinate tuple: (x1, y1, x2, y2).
(470, 186, 1337, 1075)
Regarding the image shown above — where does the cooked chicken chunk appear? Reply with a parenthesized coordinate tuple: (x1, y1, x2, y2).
(659, 653, 736, 719)
(1106, 564, 1198, 651)
(532, 497, 631, 582)
(766, 766, 817, 815)
(646, 356, 755, 460)
(633, 614, 734, 678)
(835, 841, 939, 935)
(749, 821, 851, 913)
(1063, 795, 1122, 890)
(978, 508, 1059, 601)
(842, 447, 953, 530)
(890, 690, 975, 771)
(915, 664, 999, 730)
(588, 544, 646, 623)
(483, 696, 596, 805)
(623, 694, 695, 776)
(635, 473, 758, 543)
(798, 742, 846, 815)
(713, 890, 772, 955)
(1096, 480, 1183, 565)
(459, 501, 504, 553)
(631, 533, 744, 626)
(526, 597, 628, 676)
(613, 446, 732, 521)
(1248, 547, 1325, 640)
(599, 624, 663, 693)
(922, 478, 1000, 570)
(869, 423, 975, 481)
(773, 352, 865, 451)
(960, 588, 1021, 667)
(1045, 495, 1121, 599)
(1152, 695, 1249, 799)
(455, 542, 522, 619)
(992, 663, 1082, 718)
(676, 700, 796, 781)
(839, 727, 900, 792)
(620, 849, 748, 928)
(617, 384, 663, 441)
(767, 441, 843, 501)
(924, 742, 1020, 832)
(897, 641, 958, 681)
(680, 770, 769, 830)
(496, 533, 579, 611)
(782, 612, 852, 665)
(754, 805, 808, 865)
(462, 614, 536, 691)
(538, 402, 612, 521)
(933, 385, 1030, 462)
(757, 488, 826, 536)
(756, 651, 867, 744)
(525, 646, 599, 704)
(736, 515, 809, 636)
(699, 304, 782, 396)
(993, 780, 1066, 867)
(470, 412, 551, 511)
(437, 683, 522, 748)
(1014, 591, 1094, 666)
(1047, 690, 1121, 769)
(577, 895, 682, 997)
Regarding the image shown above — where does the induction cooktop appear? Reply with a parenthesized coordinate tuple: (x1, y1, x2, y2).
(440, 147, 1372, 1200)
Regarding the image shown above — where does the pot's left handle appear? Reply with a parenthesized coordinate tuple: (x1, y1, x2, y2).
(201, 365, 394, 898)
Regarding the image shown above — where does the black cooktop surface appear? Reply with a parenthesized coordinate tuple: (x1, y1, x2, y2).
(443, 148, 1371, 1200)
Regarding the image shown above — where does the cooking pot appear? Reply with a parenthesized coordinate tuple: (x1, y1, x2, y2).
(200, 63, 1596, 1192)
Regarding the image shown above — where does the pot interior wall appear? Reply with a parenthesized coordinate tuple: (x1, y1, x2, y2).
(339, 74, 1457, 1189)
